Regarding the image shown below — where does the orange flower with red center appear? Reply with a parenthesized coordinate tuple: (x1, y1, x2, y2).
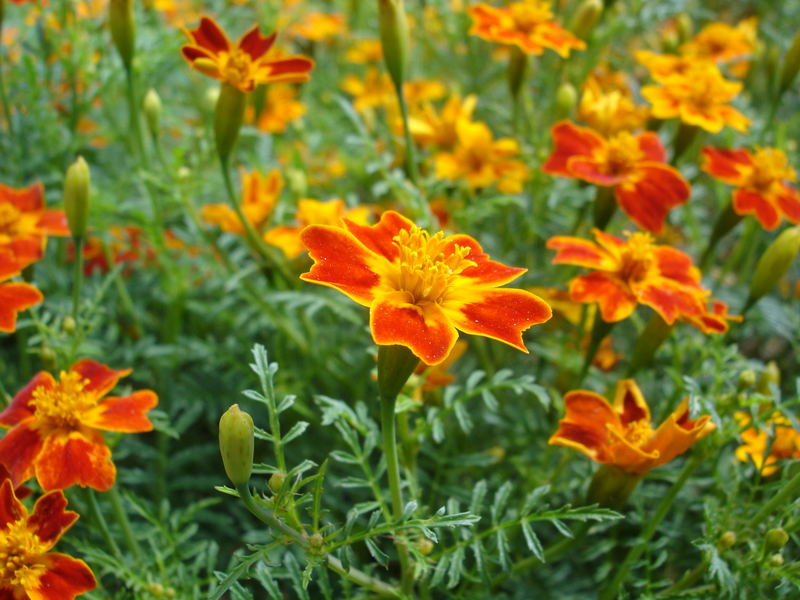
(181, 16, 314, 92)
(543, 121, 690, 233)
(642, 63, 750, 133)
(547, 229, 711, 325)
(0, 251, 43, 333)
(0, 360, 158, 491)
(702, 147, 800, 230)
(202, 170, 282, 234)
(0, 182, 69, 261)
(735, 411, 800, 476)
(0, 480, 96, 600)
(300, 210, 552, 365)
(468, 1, 585, 58)
(549, 379, 715, 474)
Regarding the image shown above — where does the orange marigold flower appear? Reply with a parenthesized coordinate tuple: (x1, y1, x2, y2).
(642, 63, 750, 133)
(435, 120, 529, 193)
(702, 147, 800, 230)
(202, 170, 282, 234)
(250, 84, 306, 133)
(549, 379, 715, 474)
(300, 210, 552, 365)
(340, 67, 395, 112)
(547, 229, 713, 325)
(0, 251, 43, 333)
(635, 50, 697, 81)
(680, 17, 757, 76)
(181, 16, 314, 92)
(0, 480, 96, 599)
(0, 182, 70, 262)
(264, 199, 371, 259)
(409, 94, 478, 149)
(543, 121, 690, 233)
(735, 411, 800, 476)
(288, 11, 346, 43)
(468, 0, 585, 58)
(578, 74, 650, 136)
(345, 39, 383, 64)
(0, 360, 158, 491)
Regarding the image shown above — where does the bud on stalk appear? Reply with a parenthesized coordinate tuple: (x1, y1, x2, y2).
(378, 0, 409, 91)
(744, 226, 800, 313)
(214, 83, 247, 164)
(569, 0, 603, 41)
(109, 0, 135, 71)
(779, 30, 800, 94)
(143, 88, 161, 138)
(64, 157, 91, 239)
(219, 404, 254, 486)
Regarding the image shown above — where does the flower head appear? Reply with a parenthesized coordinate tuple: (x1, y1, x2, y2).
(0, 251, 43, 333)
(0, 182, 69, 262)
(702, 147, 800, 230)
(0, 480, 96, 599)
(409, 94, 478, 149)
(300, 210, 551, 365)
(202, 170, 282, 234)
(543, 121, 690, 233)
(578, 73, 650, 136)
(249, 84, 306, 133)
(181, 16, 314, 92)
(735, 411, 800, 476)
(547, 229, 714, 326)
(0, 360, 158, 491)
(288, 11, 346, 43)
(549, 379, 715, 474)
(468, 1, 585, 58)
(680, 17, 757, 75)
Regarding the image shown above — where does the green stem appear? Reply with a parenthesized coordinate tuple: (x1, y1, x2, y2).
(598, 453, 704, 600)
(71, 236, 85, 323)
(626, 313, 674, 377)
(593, 186, 616, 230)
(578, 317, 615, 384)
(107, 485, 143, 563)
(80, 488, 122, 560)
(700, 201, 743, 270)
(0, 32, 14, 137)
(746, 468, 800, 530)
(658, 552, 711, 597)
(671, 122, 700, 162)
(125, 68, 147, 166)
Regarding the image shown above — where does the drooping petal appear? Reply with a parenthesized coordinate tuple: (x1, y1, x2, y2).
(0, 421, 44, 487)
(652, 246, 700, 287)
(442, 288, 551, 353)
(35, 430, 116, 491)
(612, 379, 650, 426)
(30, 554, 96, 600)
(0, 479, 26, 530)
(0, 372, 53, 427)
(28, 490, 78, 547)
(342, 210, 413, 262)
(570, 272, 637, 322)
(644, 398, 715, 468)
(300, 224, 384, 306)
(615, 164, 690, 233)
(369, 291, 458, 366)
(442, 235, 527, 286)
(71, 360, 132, 400)
(546, 236, 616, 270)
(548, 391, 619, 462)
(81, 391, 157, 433)
(543, 121, 605, 176)
(733, 188, 780, 230)
(0, 282, 44, 332)
(701, 147, 751, 184)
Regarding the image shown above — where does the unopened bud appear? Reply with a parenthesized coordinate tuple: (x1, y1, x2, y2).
(308, 533, 324, 549)
(569, 0, 603, 41)
(218, 404, 254, 486)
(717, 531, 737, 550)
(417, 538, 434, 555)
(62, 316, 77, 334)
(738, 370, 757, 391)
(756, 362, 781, 395)
(143, 89, 161, 137)
(769, 553, 784, 567)
(780, 30, 800, 94)
(765, 528, 789, 551)
(378, 0, 409, 90)
(109, 0, 135, 70)
(746, 227, 800, 311)
(214, 84, 246, 163)
(39, 345, 57, 371)
(555, 82, 578, 118)
(507, 46, 528, 99)
(64, 157, 90, 239)
(268, 471, 286, 493)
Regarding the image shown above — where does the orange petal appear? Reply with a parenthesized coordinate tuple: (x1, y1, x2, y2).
(443, 235, 526, 286)
(442, 288, 551, 353)
(35, 430, 116, 491)
(636, 132, 667, 162)
(300, 224, 383, 306)
(776, 184, 800, 223)
(263, 225, 306, 258)
(543, 121, 605, 177)
(0, 478, 26, 528)
(369, 291, 458, 366)
(36, 210, 71, 237)
(546, 236, 616, 270)
(0, 282, 43, 332)
(549, 390, 619, 462)
(612, 379, 650, 426)
(638, 279, 705, 325)
(733, 188, 780, 230)
(343, 210, 413, 262)
(82, 391, 157, 433)
(28, 490, 77, 546)
(615, 164, 690, 233)
(644, 398, 715, 469)
(260, 57, 315, 83)
(0, 420, 44, 487)
(71, 360, 131, 400)
(570, 272, 637, 322)
(0, 371, 54, 427)
(701, 146, 751, 184)
(568, 157, 628, 186)
(653, 246, 700, 287)
(0, 182, 44, 211)
(33, 554, 97, 599)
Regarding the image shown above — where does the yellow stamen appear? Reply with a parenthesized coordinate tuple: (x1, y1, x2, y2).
(602, 132, 643, 175)
(29, 371, 96, 431)
(619, 232, 656, 283)
(509, 1, 554, 33)
(623, 419, 654, 447)
(0, 519, 48, 587)
(0, 203, 22, 235)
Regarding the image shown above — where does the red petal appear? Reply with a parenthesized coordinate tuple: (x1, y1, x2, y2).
(0, 421, 43, 488)
(0, 371, 54, 426)
(570, 272, 637, 322)
(300, 225, 382, 306)
(613, 379, 651, 426)
(639, 280, 705, 325)
(547, 236, 616, 270)
(0, 282, 43, 332)
(615, 164, 690, 233)
(370, 292, 458, 366)
(35, 431, 115, 491)
(733, 188, 780, 230)
(567, 157, 628, 185)
(0, 479, 26, 530)
(36, 210, 71, 236)
(653, 246, 700, 287)
(442, 235, 526, 286)
(543, 121, 604, 176)
(549, 391, 618, 461)
(238, 26, 276, 60)
(29, 490, 77, 546)
(32, 554, 97, 599)
(70, 360, 131, 399)
(343, 210, 412, 262)
(701, 147, 751, 183)
(82, 391, 157, 432)
(776, 184, 800, 223)
(443, 288, 552, 352)
(637, 132, 667, 162)
(188, 16, 230, 54)
(181, 45, 214, 62)
(259, 57, 315, 83)
(0, 182, 44, 211)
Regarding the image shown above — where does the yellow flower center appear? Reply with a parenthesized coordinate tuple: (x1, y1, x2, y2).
(623, 419, 654, 447)
(220, 49, 256, 89)
(30, 371, 96, 431)
(618, 232, 656, 283)
(746, 148, 796, 191)
(0, 519, 48, 588)
(509, 1, 553, 33)
(0, 203, 22, 236)
(391, 227, 476, 304)
(602, 132, 643, 175)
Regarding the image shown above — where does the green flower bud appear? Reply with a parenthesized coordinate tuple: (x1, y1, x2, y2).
(143, 88, 161, 137)
(308, 533, 324, 549)
(717, 531, 737, 550)
(765, 528, 789, 551)
(555, 82, 578, 118)
(779, 30, 800, 94)
(756, 362, 781, 396)
(746, 227, 800, 312)
(214, 83, 246, 163)
(378, 0, 409, 90)
(738, 370, 757, 391)
(417, 538, 434, 555)
(769, 553, 784, 567)
(109, 0, 135, 70)
(569, 0, 603, 41)
(62, 316, 77, 334)
(268, 471, 286, 493)
(64, 157, 90, 239)
(39, 345, 57, 371)
(507, 46, 528, 99)
(219, 404, 254, 486)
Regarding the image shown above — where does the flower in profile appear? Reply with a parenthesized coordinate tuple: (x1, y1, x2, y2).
(549, 379, 715, 474)
(0, 182, 69, 262)
(0, 360, 158, 491)
(543, 121, 690, 233)
(300, 210, 551, 365)
(409, 94, 478, 149)
(0, 480, 96, 599)
(578, 73, 650, 137)
(181, 16, 314, 92)
(701, 147, 800, 230)
(202, 170, 282, 234)
(0, 251, 43, 333)
(264, 198, 371, 259)
(642, 63, 750, 133)
(288, 11, 346, 43)
(468, 1, 585, 58)
(735, 411, 800, 476)
(547, 229, 714, 326)
(435, 120, 529, 193)
(249, 84, 306, 133)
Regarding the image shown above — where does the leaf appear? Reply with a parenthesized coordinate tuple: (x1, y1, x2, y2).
(496, 530, 511, 572)
(521, 521, 545, 562)
(402, 501, 419, 521)
(254, 562, 282, 600)
(491, 481, 514, 523)
(282, 421, 310, 444)
(447, 546, 466, 588)
(522, 485, 551, 515)
(470, 480, 488, 514)
(365, 538, 389, 568)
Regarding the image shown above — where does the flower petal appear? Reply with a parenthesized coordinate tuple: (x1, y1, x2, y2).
(28, 490, 77, 547)
(36, 210, 71, 237)
(636, 132, 667, 162)
(612, 379, 650, 426)
(0, 479, 26, 530)
(638, 279, 705, 325)
(615, 164, 690, 233)
(701, 146, 751, 183)
(82, 391, 158, 433)
(343, 210, 413, 262)
(30, 554, 96, 600)
(733, 188, 780, 230)
(567, 157, 629, 186)
(187, 16, 230, 54)
(442, 235, 526, 286)
(0, 282, 43, 332)
(548, 391, 618, 462)
(0, 420, 44, 487)
(0, 371, 54, 427)
(653, 246, 700, 287)
(71, 360, 132, 399)
(776, 184, 800, 223)
(35, 430, 115, 491)
(0, 182, 44, 211)
(238, 27, 276, 61)
(369, 291, 458, 366)
(644, 398, 715, 468)
(543, 121, 605, 177)
(546, 236, 616, 270)
(570, 272, 637, 322)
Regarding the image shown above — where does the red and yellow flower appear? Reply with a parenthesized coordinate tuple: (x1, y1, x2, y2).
(680, 17, 757, 77)
(468, 1, 585, 58)
(549, 379, 715, 474)
(202, 170, 282, 234)
(0, 251, 43, 334)
(0, 360, 158, 491)
(0, 182, 69, 262)
(543, 121, 690, 233)
(578, 73, 650, 137)
(702, 147, 800, 230)
(546, 229, 713, 326)
(300, 210, 552, 365)
(735, 411, 800, 477)
(181, 16, 314, 92)
(0, 480, 96, 600)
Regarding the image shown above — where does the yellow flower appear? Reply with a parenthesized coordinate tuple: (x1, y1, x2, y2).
(202, 170, 282, 234)
(346, 39, 384, 64)
(251, 84, 306, 133)
(578, 73, 650, 136)
(410, 94, 478, 149)
(288, 11, 347, 43)
(680, 17, 757, 77)
(736, 411, 800, 476)
(341, 67, 395, 112)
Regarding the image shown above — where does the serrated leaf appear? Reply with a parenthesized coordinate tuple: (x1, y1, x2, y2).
(550, 518, 572, 538)
(283, 421, 309, 444)
(365, 538, 389, 567)
(496, 530, 511, 572)
(470, 480, 488, 514)
(521, 521, 545, 562)
(522, 485, 550, 514)
(447, 546, 465, 588)
(491, 481, 514, 523)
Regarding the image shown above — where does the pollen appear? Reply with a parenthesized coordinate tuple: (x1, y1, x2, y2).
(0, 519, 48, 587)
(623, 419, 654, 447)
(220, 49, 256, 90)
(29, 371, 96, 430)
(0, 203, 22, 236)
(746, 148, 796, 191)
(619, 232, 656, 283)
(602, 132, 643, 175)
(392, 227, 476, 304)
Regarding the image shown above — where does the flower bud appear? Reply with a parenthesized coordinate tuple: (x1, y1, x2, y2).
(765, 528, 789, 551)
(62, 316, 77, 334)
(737, 370, 756, 391)
(218, 404, 254, 486)
(769, 553, 784, 567)
(109, 0, 135, 70)
(555, 82, 578, 118)
(746, 227, 800, 311)
(780, 29, 800, 94)
(214, 83, 247, 163)
(64, 157, 91, 239)
(39, 345, 57, 371)
(378, 0, 409, 90)
(569, 0, 603, 41)
(268, 471, 286, 493)
(417, 538, 434, 555)
(507, 47, 528, 99)
(308, 533, 324, 549)
(143, 88, 161, 137)
(717, 531, 737, 550)
(756, 362, 781, 396)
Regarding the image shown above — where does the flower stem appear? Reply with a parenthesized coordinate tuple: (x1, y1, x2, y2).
(107, 485, 143, 563)
(626, 313, 674, 377)
(746, 468, 800, 530)
(593, 186, 616, 230)
(71, 236, 85, 323)
(80, 488, 122, 560)
(578, 317, 615, 383)
(0, 32, 14, 137)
